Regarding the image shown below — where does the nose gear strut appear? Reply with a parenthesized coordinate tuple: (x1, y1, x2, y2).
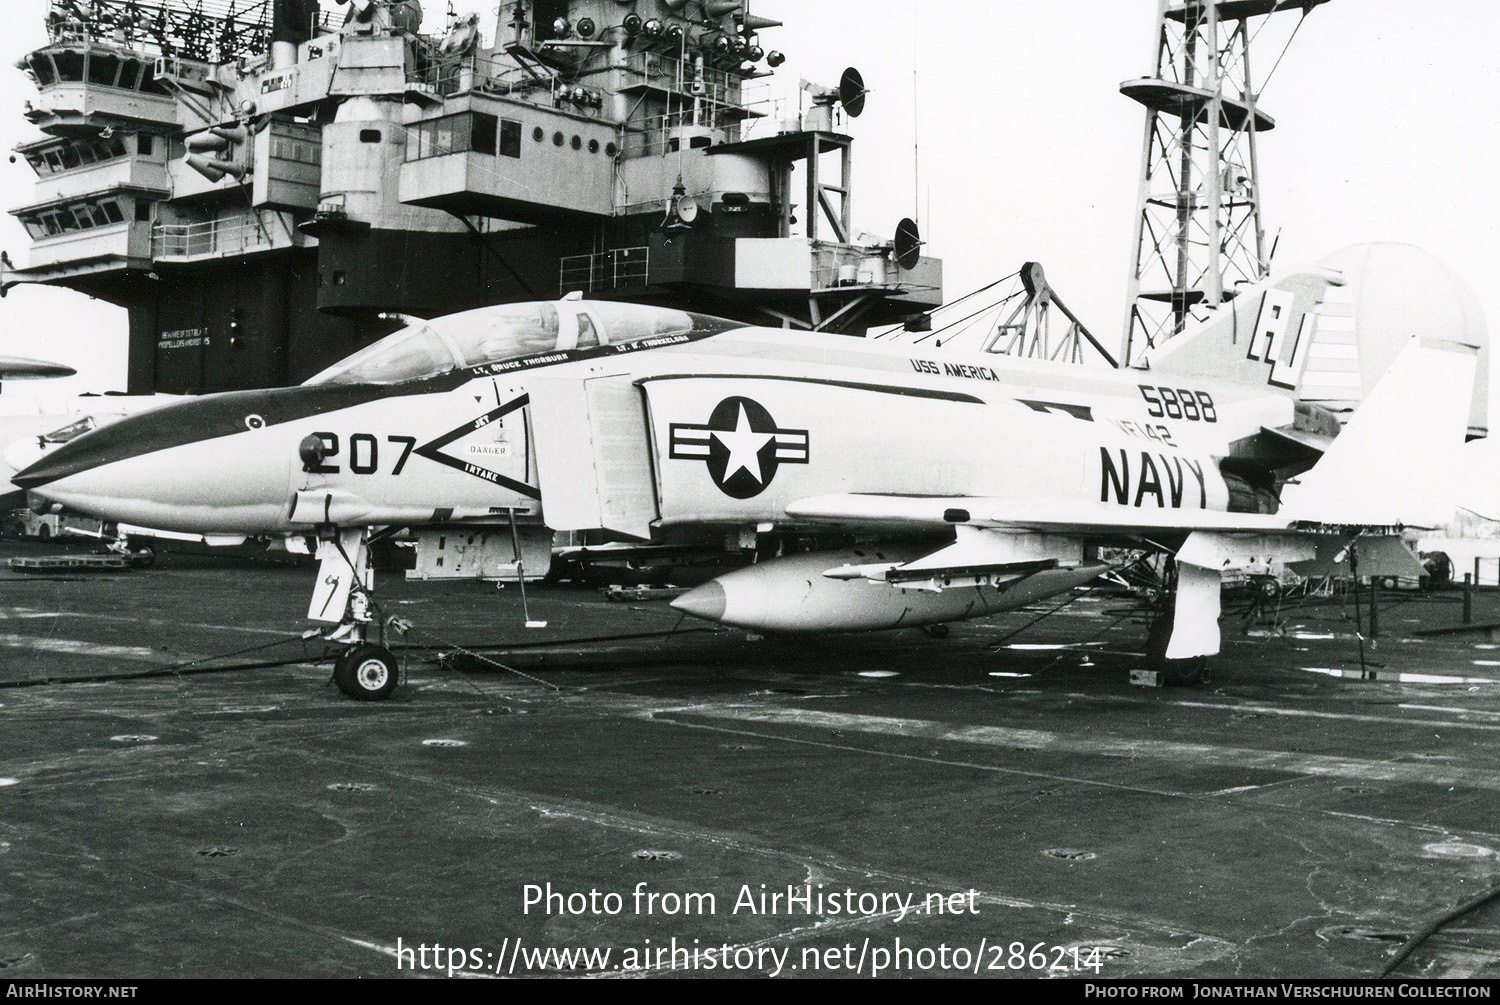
(311, 527, 403, 700)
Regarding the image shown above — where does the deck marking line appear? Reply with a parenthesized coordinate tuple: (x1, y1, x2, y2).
(662, 705, 1500, 790)
(0, 634, 158, 661)
(1168, 699, 1500, 733)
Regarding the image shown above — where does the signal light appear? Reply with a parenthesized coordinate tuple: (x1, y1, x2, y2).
(576, 17, 595, 37)
(666, 24, 684, 43)
(766, 50, 785, 67)
(551, 17, 569, 37)
(622, 13, 641, 33)
(713, 35, 732, 53)
(747, 45, 763, 61)
(643, 18, 663, 37)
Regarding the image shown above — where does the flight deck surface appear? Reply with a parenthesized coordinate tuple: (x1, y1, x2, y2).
(2, 539, 1499, 980)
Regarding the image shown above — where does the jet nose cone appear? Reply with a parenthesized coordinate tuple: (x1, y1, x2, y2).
(11, 441, 88, 490)
(670, 580, 727, 623)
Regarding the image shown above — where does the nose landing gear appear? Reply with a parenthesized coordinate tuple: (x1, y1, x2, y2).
(310, 528, 404, 701)
(333, 642, 401, 700)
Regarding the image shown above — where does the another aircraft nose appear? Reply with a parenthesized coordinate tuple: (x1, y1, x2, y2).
(2, 436, 45, 484)
(13, 383, 388, 533)
(10, 401, 195, 491)
(10, 389, 309, 533)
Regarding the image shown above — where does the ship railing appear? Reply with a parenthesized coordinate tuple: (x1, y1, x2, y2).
(558, 246, 650, 295)
(624, 108, 741, 158)
(308, 10, 341, 37)
(620, 50, 743, 110)
(409, 50, 555, 100)
(150, 211, 286, 261)
(44, 0, 272, 63)
(44, 20, 170, 58)
(810, 241, 897, 292)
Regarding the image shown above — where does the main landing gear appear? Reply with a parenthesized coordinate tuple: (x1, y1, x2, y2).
(1143, 557, 1212, 688)
(1145, 608, 1208, 687)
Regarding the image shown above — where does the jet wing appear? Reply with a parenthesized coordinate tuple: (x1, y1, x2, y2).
(785, 493, 1295, 535)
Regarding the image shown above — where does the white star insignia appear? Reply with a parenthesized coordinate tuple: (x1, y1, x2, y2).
(712, 404, 775, 485)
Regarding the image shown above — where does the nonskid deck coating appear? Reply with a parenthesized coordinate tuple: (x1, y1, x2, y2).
(2, 540, 1500, 978)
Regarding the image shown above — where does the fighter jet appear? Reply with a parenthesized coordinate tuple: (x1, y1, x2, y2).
(0, 394, 182, 509)
(12, 264, 1484, 700)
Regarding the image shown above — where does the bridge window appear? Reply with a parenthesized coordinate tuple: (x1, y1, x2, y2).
(499, 119, 521, 158)
(17, 196, 128, 239)
(406, 113, 521, 161)
(54, 50, 84, 82)
(88, 53, 120, 86)
(21, 135, 130, 176)
(139, 61, 166, 95)
(26, 55, 56, 86)
(471, 113, 496, 155)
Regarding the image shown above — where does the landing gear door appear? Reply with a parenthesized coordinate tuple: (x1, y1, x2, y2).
(528, 375, 658, 540)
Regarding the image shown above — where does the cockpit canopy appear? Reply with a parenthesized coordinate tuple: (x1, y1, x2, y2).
(305, 300, 745, 386)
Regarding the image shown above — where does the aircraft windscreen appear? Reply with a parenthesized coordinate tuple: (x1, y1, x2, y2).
(305, 301, 743, 385)
(40, 416, 96, 444)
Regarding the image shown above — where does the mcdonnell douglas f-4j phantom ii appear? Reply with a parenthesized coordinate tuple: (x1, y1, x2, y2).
(11, 252, 1486, 699)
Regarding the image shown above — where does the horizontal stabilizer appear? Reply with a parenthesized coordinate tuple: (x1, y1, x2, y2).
(1290, 535, 1424, 580)
(1257, 424, 1332, 459)
(1280, 336, 1478, 527)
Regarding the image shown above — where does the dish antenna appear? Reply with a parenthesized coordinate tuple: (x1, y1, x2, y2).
(801, 66, 868, 123)
(893, 217, 922, 270)
(838, 67, 867, 118)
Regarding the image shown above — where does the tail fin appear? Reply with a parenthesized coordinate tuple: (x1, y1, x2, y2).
(1141, 267, 1338, 393)
(1144, 245, 1489, 440)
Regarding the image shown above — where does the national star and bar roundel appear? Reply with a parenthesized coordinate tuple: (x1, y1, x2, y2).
(668, 396, 810, 499)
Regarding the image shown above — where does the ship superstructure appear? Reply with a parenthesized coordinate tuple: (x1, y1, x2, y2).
(5, 0, 942, 393)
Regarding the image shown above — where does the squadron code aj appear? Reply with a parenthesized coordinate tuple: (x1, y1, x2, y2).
(523, 882, 979, 922)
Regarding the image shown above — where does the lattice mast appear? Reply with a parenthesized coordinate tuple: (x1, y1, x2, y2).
(1119, 0, 1328, 367)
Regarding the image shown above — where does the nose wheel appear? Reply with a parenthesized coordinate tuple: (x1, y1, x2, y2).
(333, 643, 400, 701)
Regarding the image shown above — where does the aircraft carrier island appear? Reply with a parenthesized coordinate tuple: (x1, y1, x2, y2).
(2, 0, 941, 393)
